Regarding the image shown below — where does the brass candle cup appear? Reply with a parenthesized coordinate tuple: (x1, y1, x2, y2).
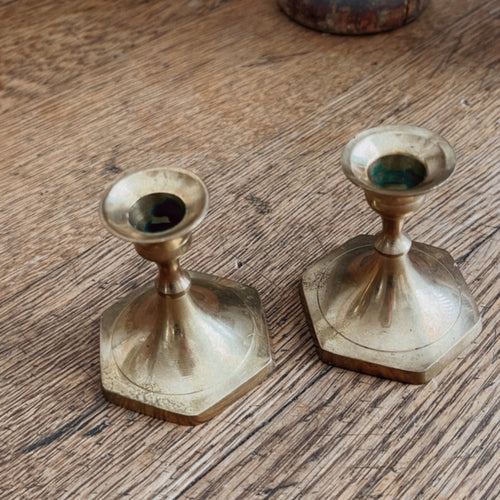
(100, 168, 273, 424)
(302, 125, 481, 383)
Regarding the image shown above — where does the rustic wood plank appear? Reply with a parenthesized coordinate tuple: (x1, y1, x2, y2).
(0, 0, 498, 498)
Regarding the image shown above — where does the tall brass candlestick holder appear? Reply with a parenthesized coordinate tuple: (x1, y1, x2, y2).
(302, 125, 481, 383)
(100, 168, 273, 424)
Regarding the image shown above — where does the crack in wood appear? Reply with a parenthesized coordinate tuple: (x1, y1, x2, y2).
(456, 225, 500, 265)
(20, 402, 106, 453)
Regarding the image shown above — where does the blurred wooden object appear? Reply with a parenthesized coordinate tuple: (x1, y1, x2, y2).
(1, 0, 498, 498)
(278, 0, 429, 34)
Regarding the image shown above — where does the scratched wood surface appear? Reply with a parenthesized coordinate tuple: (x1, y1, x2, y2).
(0, 0, 498, 498)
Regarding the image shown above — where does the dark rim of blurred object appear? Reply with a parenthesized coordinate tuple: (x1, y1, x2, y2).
(277, 0, 429, 35)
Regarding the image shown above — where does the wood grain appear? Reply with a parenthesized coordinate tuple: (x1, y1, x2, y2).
(0, 0, 498, 498)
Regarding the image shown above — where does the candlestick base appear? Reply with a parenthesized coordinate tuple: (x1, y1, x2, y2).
(302, 235, 481, 383)
(101, 271, 273, 424)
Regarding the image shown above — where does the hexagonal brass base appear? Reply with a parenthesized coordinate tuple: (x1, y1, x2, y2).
(302, 235, 481, 383)
(101, 271, 273, 424)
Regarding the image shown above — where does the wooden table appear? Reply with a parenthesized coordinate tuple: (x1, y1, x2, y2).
(1, 0, 498, 497)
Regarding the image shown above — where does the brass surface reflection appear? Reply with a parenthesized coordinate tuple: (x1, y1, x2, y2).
(100, 168, 273, 424)
(302, 125, 481, 383)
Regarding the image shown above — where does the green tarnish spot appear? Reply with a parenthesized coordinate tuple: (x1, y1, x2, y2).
(369, 154, 426, 190)
(129, 193, 186, 233)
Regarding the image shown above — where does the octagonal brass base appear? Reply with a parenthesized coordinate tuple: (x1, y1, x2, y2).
(302, 235, 481, 383)
(101, 271, 273, 425)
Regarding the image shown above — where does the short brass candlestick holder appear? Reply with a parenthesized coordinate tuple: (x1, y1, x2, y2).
(302, 125, 481, 383)
(100, 168, 273, 424)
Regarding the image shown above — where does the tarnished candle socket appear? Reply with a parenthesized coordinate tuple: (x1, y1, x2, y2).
(302, 125, 481, 383)
(100, 168, 273, 424)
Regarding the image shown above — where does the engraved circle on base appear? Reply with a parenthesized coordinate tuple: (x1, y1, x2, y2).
(110, 281, 256, 396)
(316, 244, 463, 352)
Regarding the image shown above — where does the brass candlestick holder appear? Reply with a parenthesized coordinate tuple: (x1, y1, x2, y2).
(100, 168, 273, 424)
(302, 125, 481, 383)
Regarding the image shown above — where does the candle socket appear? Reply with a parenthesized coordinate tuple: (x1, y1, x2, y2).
(302, 125, 481, 383)
(100, 168, 273, 424)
